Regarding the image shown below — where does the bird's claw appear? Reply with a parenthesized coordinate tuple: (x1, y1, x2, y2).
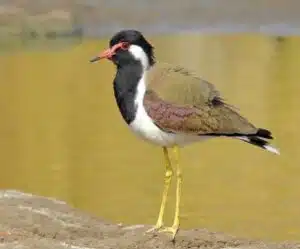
(158, 226, 179, 240)
(146, 224, 179, 240)
(145, 223, 164, 233)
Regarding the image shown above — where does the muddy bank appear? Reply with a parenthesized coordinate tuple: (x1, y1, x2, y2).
(0, 190, 298, 249)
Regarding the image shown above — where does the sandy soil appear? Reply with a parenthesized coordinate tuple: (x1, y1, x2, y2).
(0, 190, 299, 249)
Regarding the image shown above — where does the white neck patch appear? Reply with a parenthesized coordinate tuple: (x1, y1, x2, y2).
(128, 45, 149, 70)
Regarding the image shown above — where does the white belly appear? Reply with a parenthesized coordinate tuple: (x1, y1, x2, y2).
(129, 110, 204, 147)
(129, 95, 209, 147)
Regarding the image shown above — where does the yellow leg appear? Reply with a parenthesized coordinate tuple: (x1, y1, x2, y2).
(146, 147, 173, 233)
(159, 145, 181, 240)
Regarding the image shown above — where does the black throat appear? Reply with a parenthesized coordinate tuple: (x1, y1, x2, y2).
(113, 62, 143, 124)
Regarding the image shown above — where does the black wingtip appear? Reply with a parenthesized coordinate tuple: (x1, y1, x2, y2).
(256, 128, 273, 139)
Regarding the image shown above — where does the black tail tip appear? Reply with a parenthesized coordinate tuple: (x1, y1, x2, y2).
(257, 128, 273, 139)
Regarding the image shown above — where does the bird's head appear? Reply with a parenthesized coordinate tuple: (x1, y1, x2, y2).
(90, 29, 155, 69)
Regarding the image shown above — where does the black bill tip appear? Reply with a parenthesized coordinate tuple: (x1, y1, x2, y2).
(89, 56, 100, 63)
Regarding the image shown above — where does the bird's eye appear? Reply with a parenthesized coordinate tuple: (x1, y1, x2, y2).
(120, 42, 130, 50)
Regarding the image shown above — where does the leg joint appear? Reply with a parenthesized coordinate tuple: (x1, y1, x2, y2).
(165, 169, 173, 178)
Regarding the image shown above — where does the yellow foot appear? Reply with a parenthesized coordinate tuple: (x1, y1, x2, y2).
(145, 223, 164, 233)
(158, 225, 179, 240)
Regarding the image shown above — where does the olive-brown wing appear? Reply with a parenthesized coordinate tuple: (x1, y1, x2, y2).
(146, 62, 221, 108)
(144, 91, 257, 135)
(144, 63, 258, 135)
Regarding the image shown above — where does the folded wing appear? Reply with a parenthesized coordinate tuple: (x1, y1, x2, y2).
(144, 62, 258, 135)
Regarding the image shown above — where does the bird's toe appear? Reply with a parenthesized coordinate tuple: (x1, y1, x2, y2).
(158, 226, 179, 240)
(145, 223, 164, 234)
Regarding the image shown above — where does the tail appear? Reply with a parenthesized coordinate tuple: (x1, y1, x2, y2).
(236, 128, 280, 155)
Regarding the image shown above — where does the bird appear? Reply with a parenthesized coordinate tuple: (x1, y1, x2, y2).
(90, 29, 279, 240)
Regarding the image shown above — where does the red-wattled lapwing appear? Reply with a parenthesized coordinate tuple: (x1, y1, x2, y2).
(90, 30, 279, 240)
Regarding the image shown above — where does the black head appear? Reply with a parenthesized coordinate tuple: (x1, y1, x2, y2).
(90, 29, 155, 68)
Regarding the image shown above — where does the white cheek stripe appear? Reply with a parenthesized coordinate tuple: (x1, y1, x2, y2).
(128, 45, 150, 70)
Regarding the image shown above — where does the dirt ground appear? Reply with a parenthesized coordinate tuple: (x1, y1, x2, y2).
(0, 190, 299, 249)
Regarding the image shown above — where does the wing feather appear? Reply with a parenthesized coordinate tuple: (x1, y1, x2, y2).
(144, 62, 257, 135)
